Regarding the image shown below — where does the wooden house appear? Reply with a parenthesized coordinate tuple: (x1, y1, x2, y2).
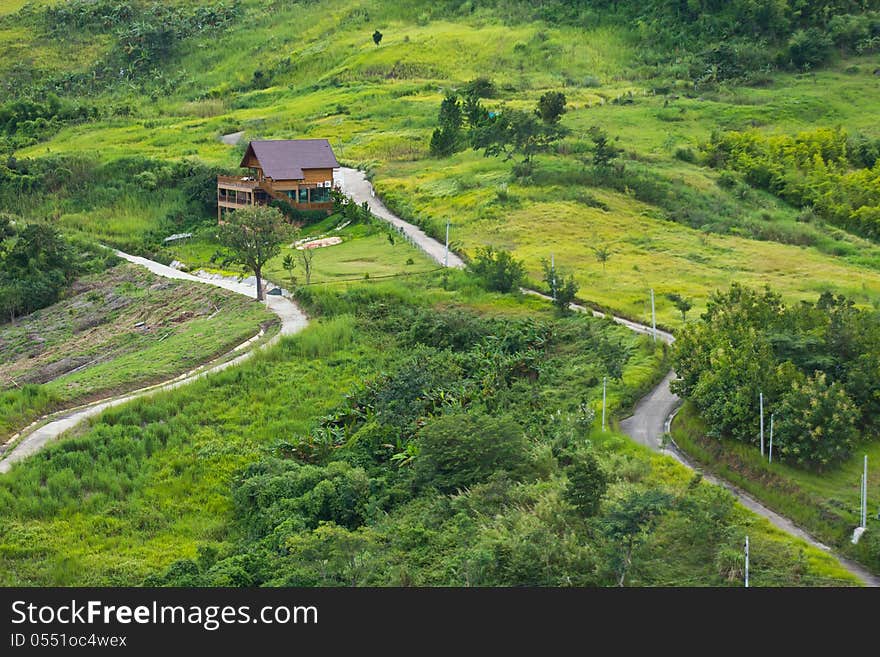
(217, 139, 339, 221)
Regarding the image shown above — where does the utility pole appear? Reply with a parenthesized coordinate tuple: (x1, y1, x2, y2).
(744, 535, 749, 588)
(650, 288, 656, 342)
(862, 455, 868, 530)
(551, 253, 557, 300)
(602, 377, 607, 432)
(444, 219, 450, 268)
(768, 413, 774, 464)
(759, 392, 764, 457)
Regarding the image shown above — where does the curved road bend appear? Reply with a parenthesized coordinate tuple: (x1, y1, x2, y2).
(0, 251, 308, 474)
(340, 166, 880, 586)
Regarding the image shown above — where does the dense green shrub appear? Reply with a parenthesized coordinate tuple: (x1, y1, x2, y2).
(470, 245, 526, 293)
(0, 221, 111, 322)
(773, 373, 859, 470)
(704, 128, 880, 241)
(414, 411, 530, 492)
(565, 450, 608, 516)
(786, 28, 833, 69)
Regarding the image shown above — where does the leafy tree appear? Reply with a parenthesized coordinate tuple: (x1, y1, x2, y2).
(462, 77, 496, 99)
(602, 489, 673, 586)
(565, 451, 608, 517)
(773, 372, 859, 470)
(438, 92, 463, 132)
(429, 127, 458, 158)
(414, 411, 529, 493)
(430, 93, 464, 157)
(372, 29, 383, 46)
(217, 205, 290, 301)
(596, 333, 631, 382)
(471, 245, 525, 293)
(666, 292, 693, 321)
(462, 92, 490, 131)
(472, 105, 567, 165)
(536, 91, 566, 124)
(588, 126, 620, 168)
(541, 257, 579, 314)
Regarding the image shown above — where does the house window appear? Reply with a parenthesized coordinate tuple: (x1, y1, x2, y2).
(311, 186, 330, 203)
(298, 188, 309, 204)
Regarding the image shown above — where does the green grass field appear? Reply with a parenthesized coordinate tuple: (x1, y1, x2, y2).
(6, 2, 880, 329)
(1, 0, 879, 585)
(161, 213, 439, 287)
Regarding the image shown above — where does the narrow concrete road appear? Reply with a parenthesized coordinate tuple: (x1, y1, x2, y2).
(342, 168, 878, 586)
(337, 167, 466, 269)
(619, 371, 680, 450)
(0, 251, 308, 474)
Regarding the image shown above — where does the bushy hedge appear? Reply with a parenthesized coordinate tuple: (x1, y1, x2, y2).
(0, 219, 113, 322)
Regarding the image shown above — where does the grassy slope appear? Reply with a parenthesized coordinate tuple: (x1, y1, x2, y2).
(0, 262, 276, 439)
(0, 273, 856, 586)
(0, 1, 873, 584)
(7, 1, 880, 329)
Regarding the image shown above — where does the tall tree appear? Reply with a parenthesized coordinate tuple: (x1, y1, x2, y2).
(588, 126, 620, 168)
(217, 205, 289, 301)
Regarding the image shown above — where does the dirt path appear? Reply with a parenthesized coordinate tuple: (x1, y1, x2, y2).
(0, 251, 308, 474)
(341, 167, 878, 587)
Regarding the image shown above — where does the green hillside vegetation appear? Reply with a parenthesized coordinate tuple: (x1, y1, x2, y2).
(2, 0, 880, 585)
(670, 283, 880, 573)
(0, 272, 857, 586)
(1, 1, 879, 330)
(673, 404, 880, 577)
(0, 262, 276, 440)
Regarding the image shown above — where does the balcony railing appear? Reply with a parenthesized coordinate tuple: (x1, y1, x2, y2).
(217, 175, 260, 191)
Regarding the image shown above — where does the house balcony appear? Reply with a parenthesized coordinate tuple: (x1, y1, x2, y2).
(217, 175, 337, 220)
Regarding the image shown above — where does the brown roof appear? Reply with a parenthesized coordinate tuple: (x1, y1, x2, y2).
(240, 139, 339, 180)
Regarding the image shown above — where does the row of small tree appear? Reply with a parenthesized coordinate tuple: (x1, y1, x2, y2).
(429, 79, 569, 170)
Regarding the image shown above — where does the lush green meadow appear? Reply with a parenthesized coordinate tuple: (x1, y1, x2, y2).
(4, 1, 880, 328)
(2, 0, 880, 586)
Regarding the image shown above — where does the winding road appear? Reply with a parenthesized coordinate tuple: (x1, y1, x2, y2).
(3, 167, 874, 585)
(339, 166, 880, 587)
(0, 251, 308, 474)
